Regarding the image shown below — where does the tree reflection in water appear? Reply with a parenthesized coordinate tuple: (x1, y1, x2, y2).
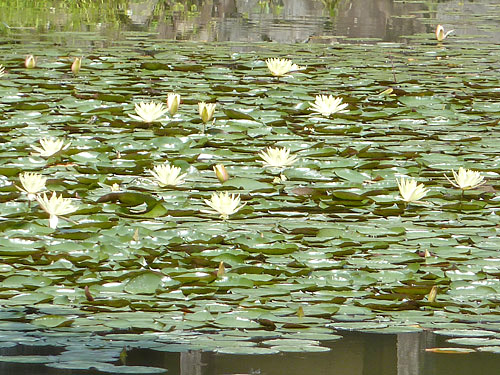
(1, 0, 491, 44)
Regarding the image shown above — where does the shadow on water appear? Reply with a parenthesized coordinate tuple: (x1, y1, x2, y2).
(1, 332, 500, 375)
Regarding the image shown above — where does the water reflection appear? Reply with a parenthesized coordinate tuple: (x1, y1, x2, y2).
(128, 332, 500, 375)
(2, 332, 498, 375)
(1, 0, 500, 44)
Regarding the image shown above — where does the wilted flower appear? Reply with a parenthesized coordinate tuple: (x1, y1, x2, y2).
(150, 164, 186, 187)
(129, 101, 168, 123)
(445, 167, 485, 190)
(167, 93, 180, 116)
(16, 172, 47, 200)
(36, 192, 78, 229)
(204, 191, 246, 219)
(31, 137, 71, 157)
(198, 102, 216, 123)
(309, 95, 348, 117)
(213, 164, 229, 183)
(259, 146, 298, 168)
(71, 57, 82, 75)
(0, 65, 4, 77)
(265, 58, 302, 77)
(435, 25, 454, 42)
(397, 178, 428, 203)
(25, 55, 36, 69)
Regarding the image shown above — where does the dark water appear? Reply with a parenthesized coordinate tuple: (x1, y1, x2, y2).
(1, 332, 500, 374)
(1, 0, 499, 44)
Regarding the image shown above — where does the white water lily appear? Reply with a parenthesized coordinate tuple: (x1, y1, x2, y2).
(129, 101, 168, 123)
(36, 192, 78, 229)
(167, 93, 180, 115)
(397, 178, 428, 203)
(445, 167, 485, 190)
(309, 95, 348, 117)
(198, 102, 216, 123)
(259, 146, 298, 168)
(204, 191, 246, 219)
(150, 164, 186, 187)
(435, 25, 454, 42)
(31, 137, 71, 157)
(16, 172, 47, 200)
(265, 58, 302, 77)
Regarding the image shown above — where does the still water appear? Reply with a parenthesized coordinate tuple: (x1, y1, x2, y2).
(2, 331, 500, 374)
(1, 0, 499, 44)
(1, 0, 500, 374)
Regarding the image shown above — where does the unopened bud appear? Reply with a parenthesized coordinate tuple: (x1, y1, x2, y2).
(25, 55, 36, 69)
(213, 164, 229, 183)
(71, 57, 82, 75)
(217, 261, 225, 277)
(167, 93, 180, 116)
(427, 286, 438, 303)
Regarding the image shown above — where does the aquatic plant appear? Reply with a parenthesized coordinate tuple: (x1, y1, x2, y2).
(129, 101, 168, 123)
(435, 24, 454, 41)
(35, 192, 78, 229)
(31, 137, 71, 157)
(445, 167, 485, 190)
(167, 93, 180, 115)
(149, 164, 186, 187)
(198, 101, 216, 123)
(204, 191, 245, 219)
(265, 57, 301, 76)
(397, 178, 428, 203)
(309, 95, 348, 117)
(259, 146, 298, 168)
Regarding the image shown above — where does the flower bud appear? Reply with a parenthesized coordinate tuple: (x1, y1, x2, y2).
(71, 57, 82, 75)
(25, 55, 36, 69)
(427, 286, 438, 303)
(213, 164, 229, 183)
(167, 93, 180, 116)
(198, 102, 216, 123)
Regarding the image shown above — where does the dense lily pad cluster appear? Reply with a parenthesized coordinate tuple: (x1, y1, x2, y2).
(0, 33, 500, 369)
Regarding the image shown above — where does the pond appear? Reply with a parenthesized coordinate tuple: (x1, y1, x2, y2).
(1, 0, 500, 374)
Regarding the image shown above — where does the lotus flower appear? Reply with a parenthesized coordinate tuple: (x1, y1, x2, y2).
(16, 172, 47, 200)
(309, 95, 348, 117)
(36, 192, 78, 229)
(150, 164, 186, 187)
(31, 137, 71, 157)
(435, 25, 454, 42)
(129, 101, 168, 123)
(25, 55, 36, 69)
(397, 178, 428, 203)
(204, 191, 246, 219)
(198, 102, 216, 123)
(445, 167, 485, 190)
(259, 146, 298, 168)
(167, 93, 180, 116)
(265, 58, 302, 77)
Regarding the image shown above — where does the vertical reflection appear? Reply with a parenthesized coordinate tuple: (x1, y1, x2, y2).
(180, 350, 204, 375)
(397, 333, 423, 375)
